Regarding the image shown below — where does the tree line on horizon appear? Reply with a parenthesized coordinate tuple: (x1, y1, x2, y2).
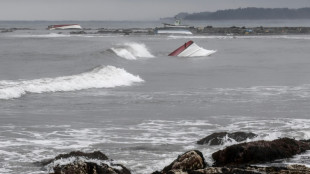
(172, 7, 310, 20)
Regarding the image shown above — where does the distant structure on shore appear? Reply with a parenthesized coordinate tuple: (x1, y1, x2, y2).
(164, 7, 310, 20)
(155, 18, 193, 35)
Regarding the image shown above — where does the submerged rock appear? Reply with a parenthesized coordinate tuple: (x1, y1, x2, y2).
(70, 30, 87, 34)
(212, 138, 310, 166)
(152, 150, 207, 174)
(1, 29, 14, 33)
(40, 151, 108, 166)
(40, 151, 130, 174)
(197, 132, 257, 145)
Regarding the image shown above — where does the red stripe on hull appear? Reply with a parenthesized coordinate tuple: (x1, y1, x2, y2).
(168, 40, 194, 56)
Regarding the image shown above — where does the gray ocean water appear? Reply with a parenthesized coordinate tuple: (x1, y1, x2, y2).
(1, 20, 310, 174)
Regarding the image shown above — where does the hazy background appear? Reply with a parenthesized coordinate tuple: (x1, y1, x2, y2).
(1, 0, 310, 21)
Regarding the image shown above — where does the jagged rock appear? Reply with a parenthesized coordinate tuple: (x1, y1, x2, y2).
(153, 150, 207, 174)
(179, 165, 310, 174)
(197, 132, 257, 145)
(40, 151, 108, 166)
(52, 160, 130, 174)
(40, 151, 130, 174)
(212, 138, 310, 166)
(301, 139, 310, 143)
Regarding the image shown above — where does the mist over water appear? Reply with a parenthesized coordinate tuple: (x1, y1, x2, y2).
(1, 21, 310, 174)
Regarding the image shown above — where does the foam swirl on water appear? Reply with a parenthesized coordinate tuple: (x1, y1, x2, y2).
(110, 42, 154, 60)
(0, 65, 143, 100)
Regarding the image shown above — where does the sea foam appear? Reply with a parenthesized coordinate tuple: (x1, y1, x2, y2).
(110, 42, 154, 60)
(0, 65, 143, 100)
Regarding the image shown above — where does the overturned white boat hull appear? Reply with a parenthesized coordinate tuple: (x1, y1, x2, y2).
(168, 40, 216, 57)
(47, 24, 82, 30)
(156, 29, 192, 35)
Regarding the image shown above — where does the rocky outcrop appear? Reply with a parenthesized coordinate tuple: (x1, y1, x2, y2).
(172, 165, 310, 174)
(198, 26, 310, 35)
(40, 151, 108, 166)
(40, 151, 130, 174)
(152, 150, 207, 174)
(212, 138, 310, 166)
(39, 138, 310, 174)
(197, 132, 257, 145)
(52, 160, 130, 174)
(153, 147, 310, 174)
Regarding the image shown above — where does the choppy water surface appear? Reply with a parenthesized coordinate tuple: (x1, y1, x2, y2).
(1, 21, 310, 174)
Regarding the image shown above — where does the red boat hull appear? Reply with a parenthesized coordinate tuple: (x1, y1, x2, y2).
(168, 40, 194, 56)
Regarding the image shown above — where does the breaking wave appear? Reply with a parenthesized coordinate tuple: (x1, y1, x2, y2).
(0, 65, 143, 100)
(109, 42, 154, 60)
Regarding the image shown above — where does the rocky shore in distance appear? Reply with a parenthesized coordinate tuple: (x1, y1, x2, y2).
(2, 26, 310, 35)
(37, 132, 310, 174)
(69, 26, 310, 35)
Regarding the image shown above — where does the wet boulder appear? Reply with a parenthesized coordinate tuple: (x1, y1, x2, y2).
(301, 139, 310, 143)
(212, 138, 310, 166)
(153, 150, 207, 174)
(41, 151, 130, 174)
(40, 151, 108, 166)
(183, 165, 310, 174)
(197, 132, 257, 145)
(52, 161, 130, 174)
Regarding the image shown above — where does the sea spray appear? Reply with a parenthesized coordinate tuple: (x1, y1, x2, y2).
(110, 42, 154, 60)
(0, 65, 143, 100)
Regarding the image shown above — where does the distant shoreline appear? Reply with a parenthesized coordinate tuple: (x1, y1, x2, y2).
(168, 7, 310, 21)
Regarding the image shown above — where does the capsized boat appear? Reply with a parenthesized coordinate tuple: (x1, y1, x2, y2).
(47, 24, 82, 30)
(168, 40, 216, 57)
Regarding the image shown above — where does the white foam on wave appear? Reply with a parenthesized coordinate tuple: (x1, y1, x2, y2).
(0, 65, 143, 100)
(1, 118, 310, 174)
(110, 42, 154, 60)
(214, 84, 310, 101)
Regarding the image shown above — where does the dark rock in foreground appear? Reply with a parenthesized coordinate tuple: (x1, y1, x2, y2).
(52, 160, 130, 174)
(177, 165, 310, 174)
(212, 138, 310, 166)
(197, 132, 257, 145)
(153, 148, 310, 174)
(41, 151, 130, 174)
(301, 139, 310, 143)
(152, 150, 207, 174)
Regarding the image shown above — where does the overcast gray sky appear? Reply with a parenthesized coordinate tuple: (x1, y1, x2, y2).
(1, 0, 310, 21)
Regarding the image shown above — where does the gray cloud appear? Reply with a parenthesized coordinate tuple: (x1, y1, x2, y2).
(0, 0, 310, 20)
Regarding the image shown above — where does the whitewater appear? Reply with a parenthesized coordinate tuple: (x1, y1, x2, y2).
(0, 66, 143, 100)
(1, 21, 310, 174)
(109, 42, 154, 60)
